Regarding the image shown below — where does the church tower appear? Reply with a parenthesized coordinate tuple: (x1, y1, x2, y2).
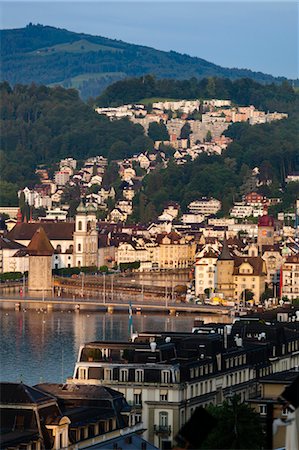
(216, 237, 235, 299)
(27, 227, 54, 297)
(257, 207, 274, 251)
(73, 202, 98, 268)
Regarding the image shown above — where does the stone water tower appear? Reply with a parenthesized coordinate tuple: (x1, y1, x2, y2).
(27, 227, 54, 297)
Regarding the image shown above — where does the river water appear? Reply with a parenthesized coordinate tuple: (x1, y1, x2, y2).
(0, 310, 230, 386)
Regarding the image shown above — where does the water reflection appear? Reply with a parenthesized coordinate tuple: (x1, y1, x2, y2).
(0, 310, 230, 385)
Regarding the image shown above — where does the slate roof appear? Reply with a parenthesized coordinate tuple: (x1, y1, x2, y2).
(7, 222, 75, 241)
(259, 370, 299, 384)
(0, 236, 26, 250)
(0, 383, 54, 405)
(36, 383, 121, 400)
(87, 433, 158, 450)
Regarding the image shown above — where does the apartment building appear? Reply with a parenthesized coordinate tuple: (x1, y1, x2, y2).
(69, 317, 299, 449)
(188, 198, 221, 216)
(281, 255, 299, 300)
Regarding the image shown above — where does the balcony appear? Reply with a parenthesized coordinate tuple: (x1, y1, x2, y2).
(154, 425, 171, 436)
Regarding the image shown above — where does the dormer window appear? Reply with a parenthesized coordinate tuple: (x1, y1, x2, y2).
(120, 369, 128, 382)
(135, 369, 144, 382)
(105, 368, 112, 381)
(161, 370, 170, 384)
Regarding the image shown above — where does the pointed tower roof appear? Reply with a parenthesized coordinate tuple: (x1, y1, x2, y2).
(27, 226, 54, 256)
(218, 235, 233, 261)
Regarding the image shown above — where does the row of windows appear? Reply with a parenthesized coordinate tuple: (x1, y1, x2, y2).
(225, 369, 248, 387)
(225, 354, 246, 368)
(189, 380, 214, 398)
(190, 364, 213, 379)
(78, 367, 171, 383)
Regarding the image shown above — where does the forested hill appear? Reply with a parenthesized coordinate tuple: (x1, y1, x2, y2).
(0, 23, 292, 99)
(0, 79, 298, 215)
(95, 76, 298, 115)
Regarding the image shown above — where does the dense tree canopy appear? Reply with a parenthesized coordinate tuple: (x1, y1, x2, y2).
(201, 395, 264, 449)
(0, 82, 147, 199)
(96, 75, 298, 116)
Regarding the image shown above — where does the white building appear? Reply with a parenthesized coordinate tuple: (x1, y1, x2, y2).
(44, 208, 68, 221)
(60, 157, 77, 170)
(188, 198, 221, 216)
(194, 249, 218, 296)
(181, 214, 205, 224)
(230, 203, 253, 219)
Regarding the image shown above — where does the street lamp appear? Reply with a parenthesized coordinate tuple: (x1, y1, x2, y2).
(103, 273, 106, 304)
(111, 274, 114, 302)
(80, 272, 84, 298)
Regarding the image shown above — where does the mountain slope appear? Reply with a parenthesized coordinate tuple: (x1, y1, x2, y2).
(0, 24, 291, 99)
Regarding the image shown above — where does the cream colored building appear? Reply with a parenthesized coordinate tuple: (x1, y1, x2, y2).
(281, 255, 299, 300)
(233, 256, 267, 304)
(156, 232, 196, 270)
(216, 240, 267, 304)
(194, 250, 218, 296)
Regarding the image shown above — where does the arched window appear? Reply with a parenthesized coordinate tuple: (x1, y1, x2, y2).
(78, 221, 82, 231)
(78, 243, 81, 252)
(56, 244, 61, 254)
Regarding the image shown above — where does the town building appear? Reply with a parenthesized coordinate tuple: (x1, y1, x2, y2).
(69, 316, 299, 449)
(156, 232, 196, 270)
(281, 255, 299, 300)
(0, 382, 144, 450)
(215, 238, 267, 303)
(194, 249, 218, 297)
(188, 198, 221, 216)
(248, 370, 299, 450)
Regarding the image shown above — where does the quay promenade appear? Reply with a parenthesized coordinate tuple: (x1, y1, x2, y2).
(0, 294, 234, 315)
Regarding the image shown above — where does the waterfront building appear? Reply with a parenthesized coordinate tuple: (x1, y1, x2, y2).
(7, 204, 98, 270)
(7, 222, 75, 270)
(0, 382, 144, 450)
(0, 236, 27, 273)
(156, 232, 196, 270)
(215, 238, 235, 300)
(194, 249, 218, 296)
(68, 316, 299, 449)
(215, 238, 267, 304)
